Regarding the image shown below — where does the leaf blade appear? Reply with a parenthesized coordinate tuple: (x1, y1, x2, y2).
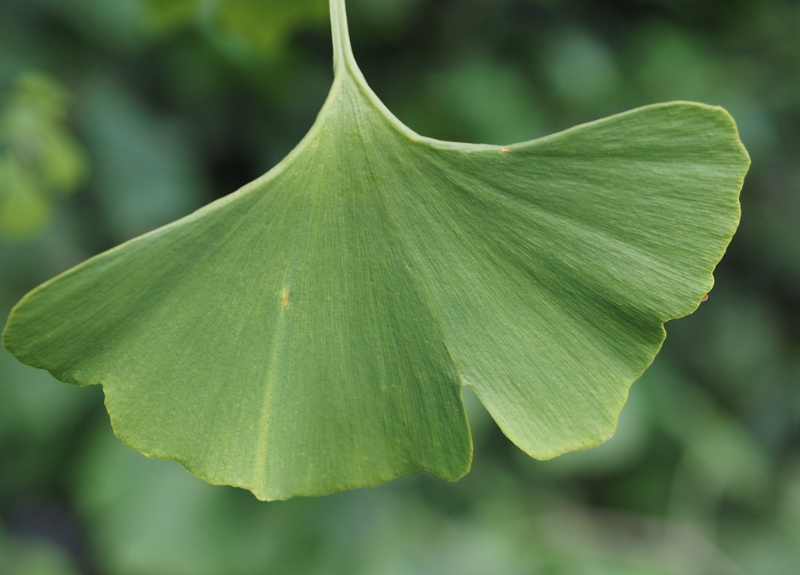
(380, 102, 747, 458)
(2, 2, 749, 499)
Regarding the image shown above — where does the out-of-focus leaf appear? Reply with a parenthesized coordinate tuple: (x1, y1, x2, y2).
(138, 0, 328, 54)
(0, 73, 88, 239)
(0, 158, 51, 238)
(214, 0, 328, 54)
(140, 0, 200, 34)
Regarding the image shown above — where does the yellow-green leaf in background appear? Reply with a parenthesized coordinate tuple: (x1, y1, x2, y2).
(2, 0, 749, 500)
(0, 157, 51, 237)
(214, 0, 327, 54)
(139, 0, 200, 35)
(0, 73, 88, 239)
(140, 0, 328, 54)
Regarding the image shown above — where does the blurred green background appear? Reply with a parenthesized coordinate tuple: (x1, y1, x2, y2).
(1, 0, 798, 573)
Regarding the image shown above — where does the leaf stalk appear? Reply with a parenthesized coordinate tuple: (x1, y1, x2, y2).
(330, 0, 355, 74)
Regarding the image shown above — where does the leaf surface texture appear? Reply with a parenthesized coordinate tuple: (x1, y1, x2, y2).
(3, 0, 749, 499)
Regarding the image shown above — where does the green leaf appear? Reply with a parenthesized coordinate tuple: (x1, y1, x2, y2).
(2, 0, 749, 500)
(139, 0, 328, 52)
(140, 0, 200, 34)
(0, 156, 52, 238)
(0, 73, 89, 238)
(214, 0, 328, 54)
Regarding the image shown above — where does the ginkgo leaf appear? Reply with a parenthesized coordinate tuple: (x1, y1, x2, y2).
(2, 0, 749, 500)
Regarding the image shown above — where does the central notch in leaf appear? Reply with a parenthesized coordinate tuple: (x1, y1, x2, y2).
(2, 0, 749, 501)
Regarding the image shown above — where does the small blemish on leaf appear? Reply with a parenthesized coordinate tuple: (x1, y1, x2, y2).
(701, 294, 709, 302)
(501, 147, 510, 153)
(281, 288, 290, 308)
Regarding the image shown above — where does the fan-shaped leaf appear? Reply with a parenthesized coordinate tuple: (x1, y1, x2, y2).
(2, 0, 749, 500)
